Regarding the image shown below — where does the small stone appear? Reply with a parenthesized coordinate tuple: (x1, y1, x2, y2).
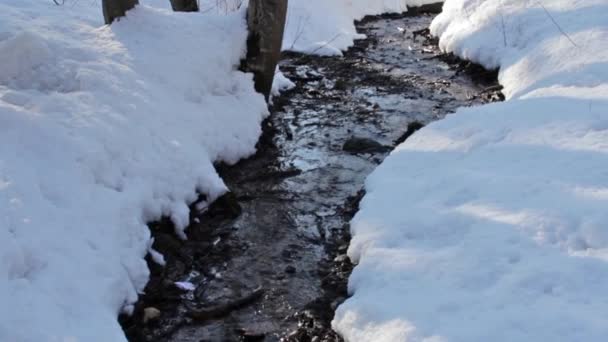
(394, 121, 424, 145)
(285, 265, 297, 274)
(142, 307, 161, 324)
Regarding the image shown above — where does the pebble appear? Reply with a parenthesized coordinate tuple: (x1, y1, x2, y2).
(142, 307, 161, 324)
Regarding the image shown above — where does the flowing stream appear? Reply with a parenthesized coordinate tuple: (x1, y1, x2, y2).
(120, 11, 501, 342)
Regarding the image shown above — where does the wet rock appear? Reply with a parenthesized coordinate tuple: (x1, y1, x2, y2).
(162, 260, 187, 283)
(240, 168, 302, 183)
(236, 328, 266, 341)
(286, 328, 312, 342)
(207, 191, 242, 218)
(152, 232, 182, 256)
(407, 2, 444, 15)
(394, 121, 424, 145)
(142, 307, 161, 325)
(342, 137, 391, 154)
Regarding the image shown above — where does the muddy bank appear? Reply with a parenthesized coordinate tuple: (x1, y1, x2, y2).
(120, 11, 501, 342)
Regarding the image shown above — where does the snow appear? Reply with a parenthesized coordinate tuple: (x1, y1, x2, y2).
(284, 0, 441, 55)
(333, 0, 608, 341)
(272, 67, 296, 98)
(0, 1, 266, 341)
(5, 0, 606, 340)
(174, 281, 196, 291)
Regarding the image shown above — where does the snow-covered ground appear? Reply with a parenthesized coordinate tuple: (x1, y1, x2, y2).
(201, 0, 440, 56)
(0, 1, 266, 341)
(283, 0, 440, 55)
(334, 0, 608, 341)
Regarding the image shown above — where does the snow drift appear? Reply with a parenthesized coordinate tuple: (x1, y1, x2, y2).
(0, 1, 266, 341)
(334, 0, 608, 341)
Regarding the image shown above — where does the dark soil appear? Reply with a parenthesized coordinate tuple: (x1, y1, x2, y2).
(120, 9, 501, 342)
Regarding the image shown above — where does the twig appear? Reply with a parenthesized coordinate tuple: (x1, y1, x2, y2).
(498, 0, 508, 47)
(536, 0, 578, 48)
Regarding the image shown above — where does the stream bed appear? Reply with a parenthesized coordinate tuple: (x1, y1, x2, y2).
(120, 10, 501, 342)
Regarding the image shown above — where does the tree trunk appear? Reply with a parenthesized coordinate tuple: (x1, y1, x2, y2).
(170, 0, 199, 12)
(102, 0, 138, 25)
(243, 0, 288, 101)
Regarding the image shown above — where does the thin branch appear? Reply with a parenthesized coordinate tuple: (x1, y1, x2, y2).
(498, 0, 507, 47)
(288, 15, 311, 50)
(536, 0, 578, 48)
(307, 33, 343, 55)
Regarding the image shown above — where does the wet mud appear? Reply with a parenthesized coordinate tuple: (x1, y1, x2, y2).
(120, 10, 501, 342)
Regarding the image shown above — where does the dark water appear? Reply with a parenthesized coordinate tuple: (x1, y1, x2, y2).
(120, 12, 500, 342)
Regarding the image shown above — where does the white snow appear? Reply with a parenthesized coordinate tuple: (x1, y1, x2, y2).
(284, 0, 440, 55)
(334, 0, 608, 341)
(197, 0, 430, 54)
(0, 1, 266, 341)
(195, 0, 441, 55)
(272, 67, 296, 97)
(5, 0, 606, 340)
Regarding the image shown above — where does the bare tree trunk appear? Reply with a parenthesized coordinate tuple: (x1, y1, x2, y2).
(102, 0, 138, 25)
(170, 0, 199, 12)
(243, 0, 288, 101)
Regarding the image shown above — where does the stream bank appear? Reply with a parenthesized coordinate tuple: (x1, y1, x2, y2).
(120, 9, 501, 342)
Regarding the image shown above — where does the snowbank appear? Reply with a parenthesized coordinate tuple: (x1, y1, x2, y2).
(284, 0, 441, 55)
(334, 0, 608, 341)
(0, 1, 266, 341)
